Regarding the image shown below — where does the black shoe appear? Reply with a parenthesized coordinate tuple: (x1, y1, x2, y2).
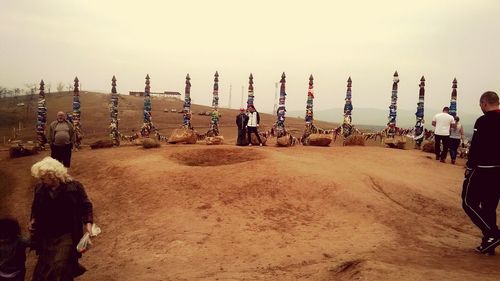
(73, 262, 87, 277)
(476, 245, 496, 256)
(479, 237, 500, 254)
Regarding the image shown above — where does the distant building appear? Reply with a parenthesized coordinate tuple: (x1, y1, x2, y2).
(129, 91, 181, 99)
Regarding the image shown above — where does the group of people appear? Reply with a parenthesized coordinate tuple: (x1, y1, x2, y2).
(235, 105, 264, 146)
(432, 107, 465, 164)
(1, 157, 94, 280)
(1, 106, 95, 281)
(432, 93, 500, 255)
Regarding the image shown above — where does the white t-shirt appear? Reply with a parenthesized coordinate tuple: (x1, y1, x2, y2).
(432, 112, 455, 136)
(247, 112, 259, 127)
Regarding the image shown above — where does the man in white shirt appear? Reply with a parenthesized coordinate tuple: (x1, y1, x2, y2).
(246, 105, 263, 146)
(432, 106, 456, 163)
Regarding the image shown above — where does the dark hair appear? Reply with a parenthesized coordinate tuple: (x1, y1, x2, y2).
(454, 116, 460, 122)
(480, 91, 499, 105)
(0, 218, 21, 241)
(443, 106, 450, 112)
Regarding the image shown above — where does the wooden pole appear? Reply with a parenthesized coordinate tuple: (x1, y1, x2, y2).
(228, 84, 232, 109)
(240, 85, 244, 109)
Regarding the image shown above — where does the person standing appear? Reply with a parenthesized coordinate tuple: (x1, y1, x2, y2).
(449, 116, 464, 164)
(462, 91, 500, 256)
(29, 157, 94, 280)
(235, 108, 249, 146)
(432, 107, 456, 163)
(246, 105, 263, 146)
(48, 112, 75, 168)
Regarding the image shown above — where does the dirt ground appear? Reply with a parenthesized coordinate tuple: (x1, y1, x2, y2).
(1, 143, 499, 281)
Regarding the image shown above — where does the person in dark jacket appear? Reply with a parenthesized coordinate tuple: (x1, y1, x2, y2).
(462, 91, 500, 256)
(48, 112, 76, 168)
(29, 157, 93, 280)
(236, 108, 249, 146)
(0, 218, 29, 281)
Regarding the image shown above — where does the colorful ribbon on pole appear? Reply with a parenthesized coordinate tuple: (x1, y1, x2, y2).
(450, 78, 457, 117)
(341, 77, 354, 138)
(36, 80, 47, 147)
(140, 74, 154, 137)
(414, 76, 425, 146)
(109, 76, 119, 145)
(209, 71, 220, 136)
(246, 73, 254, 109)
(275, 72, 287, 137)
(344, 77, 353, 124)
(72, 77, 83, 149)
(387, 71, 399, 137)
(305, 75, 314, 125)
(183, 74, 192, 129)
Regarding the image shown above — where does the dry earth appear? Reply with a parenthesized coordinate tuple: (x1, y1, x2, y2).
(1, 143, 499, 281)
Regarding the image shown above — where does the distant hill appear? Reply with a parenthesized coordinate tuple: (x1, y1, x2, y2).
(1, 92, 480, 143)
(288, 107, 479, 137)
(0, 92, 340, 143)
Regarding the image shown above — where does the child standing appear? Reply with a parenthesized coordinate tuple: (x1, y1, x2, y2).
(0, 218, 29, 281)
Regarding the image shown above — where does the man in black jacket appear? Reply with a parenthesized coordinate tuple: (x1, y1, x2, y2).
(462, 91, 500, 255)
(236, 108, 249, 146)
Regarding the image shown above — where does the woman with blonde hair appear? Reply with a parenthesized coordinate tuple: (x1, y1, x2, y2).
(29, 157, 93, 281)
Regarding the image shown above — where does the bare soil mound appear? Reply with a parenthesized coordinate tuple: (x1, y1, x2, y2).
(170, 147, 264, 166)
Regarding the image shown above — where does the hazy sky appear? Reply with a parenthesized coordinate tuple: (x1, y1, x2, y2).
(1, 0, 499, 117)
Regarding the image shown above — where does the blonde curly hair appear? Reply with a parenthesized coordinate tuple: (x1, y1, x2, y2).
(31, 157, 72, 183)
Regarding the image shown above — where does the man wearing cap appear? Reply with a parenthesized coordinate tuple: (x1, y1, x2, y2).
(236, 108, 249, 146)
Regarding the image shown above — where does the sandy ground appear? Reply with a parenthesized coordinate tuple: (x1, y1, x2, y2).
(1, 142, 499, 281)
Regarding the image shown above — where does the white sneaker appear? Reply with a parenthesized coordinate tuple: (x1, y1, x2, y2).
(259, 143, 263, 146)
(248, 143, 252, 146)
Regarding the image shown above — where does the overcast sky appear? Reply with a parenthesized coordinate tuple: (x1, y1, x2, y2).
(1, 0, 499, 117)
